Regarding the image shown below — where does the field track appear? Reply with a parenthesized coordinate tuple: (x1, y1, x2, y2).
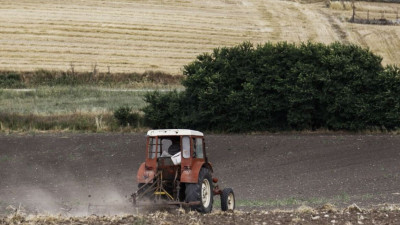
(1, 0, 399, 73)
(0, 133, 399, 216)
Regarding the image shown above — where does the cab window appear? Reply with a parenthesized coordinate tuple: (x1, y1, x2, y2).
(193, 138, 204, 158)
(182, 136, 190, 158)
(148, 137, 158, 159)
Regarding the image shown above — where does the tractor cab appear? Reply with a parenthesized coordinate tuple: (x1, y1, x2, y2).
(137, 129, 209, 184)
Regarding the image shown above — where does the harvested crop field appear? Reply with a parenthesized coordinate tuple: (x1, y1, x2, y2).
(1, 0, 399, 73)
(0, 133, 399, 220)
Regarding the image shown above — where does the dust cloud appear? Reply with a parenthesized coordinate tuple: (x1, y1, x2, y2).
(0, 157, 135, 216)
(1, 182, 133, 216)
(2, 184, 134, 216)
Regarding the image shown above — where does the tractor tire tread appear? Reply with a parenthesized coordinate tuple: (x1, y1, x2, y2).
(220, 188, 235, 211)
(185, 167, 213, 213)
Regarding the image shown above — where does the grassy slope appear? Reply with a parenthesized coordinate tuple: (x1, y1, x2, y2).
(0, 86, 151, 114)
(0, 86, 154, 132)
(0, 0, 398, 74)
(0, 69, 184, 132)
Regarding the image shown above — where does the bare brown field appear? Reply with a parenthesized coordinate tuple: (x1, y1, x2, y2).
(1, 0, 398, 74)
(1, 134, 399, 215)
(1, 134, 400, 224)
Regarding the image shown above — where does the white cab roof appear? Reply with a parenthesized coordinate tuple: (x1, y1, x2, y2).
(147, 129, 203, 137)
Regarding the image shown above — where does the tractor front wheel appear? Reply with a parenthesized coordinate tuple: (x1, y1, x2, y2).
(185, 167, 213, 213)
(221, 188, 235, 211)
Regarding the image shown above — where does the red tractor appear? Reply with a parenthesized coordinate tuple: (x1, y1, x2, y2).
(131, 129, 235, 213)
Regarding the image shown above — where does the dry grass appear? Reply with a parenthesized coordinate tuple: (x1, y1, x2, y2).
(0, 112, 114, 133)
(330, 1, 399, 21)
(0, 112, 150, 133)
(0, 86, 153, 115)
(0, 0, 271, 73)
(330, 1, 399, 16)
(0, 69, 183, 88)
(0, 85, 178, 132)
(327, 1, 400, 65)
(0, 0, 398, 73)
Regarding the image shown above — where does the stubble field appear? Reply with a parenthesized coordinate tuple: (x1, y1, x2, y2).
(1, 0, 399, 73)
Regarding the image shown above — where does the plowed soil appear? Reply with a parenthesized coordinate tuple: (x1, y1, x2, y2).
(0, 133, 400, 223)
(2, 207, 400, 225)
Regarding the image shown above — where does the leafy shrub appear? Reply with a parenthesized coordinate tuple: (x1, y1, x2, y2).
(114, 106, 140, 127)
(142, 90, 188, 129)
(143, 41, 400, 132)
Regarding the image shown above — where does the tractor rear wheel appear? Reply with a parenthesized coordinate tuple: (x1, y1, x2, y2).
(185, 167, 213, 213)
(220, 188, 235, 211)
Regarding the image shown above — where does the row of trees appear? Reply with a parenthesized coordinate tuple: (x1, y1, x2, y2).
(142, 42, 400, 132)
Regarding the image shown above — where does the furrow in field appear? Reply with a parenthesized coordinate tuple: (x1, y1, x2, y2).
(0, 30, 246, 49)
(0, 20, 249, 36)
(0, 25, 260, 43)
(0, 51, 191, 60)
(0, 23, 257, 39)
(0, 33, 235, 51)
(1, 19, 261, 35)
(0, 42, 204, 56)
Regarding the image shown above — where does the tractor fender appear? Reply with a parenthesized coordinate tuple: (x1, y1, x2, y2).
(181, 161, 213, 183)
(137, 162, 155, 183)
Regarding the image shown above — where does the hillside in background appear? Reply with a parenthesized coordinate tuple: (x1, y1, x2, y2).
(0, 0, 399, 73)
